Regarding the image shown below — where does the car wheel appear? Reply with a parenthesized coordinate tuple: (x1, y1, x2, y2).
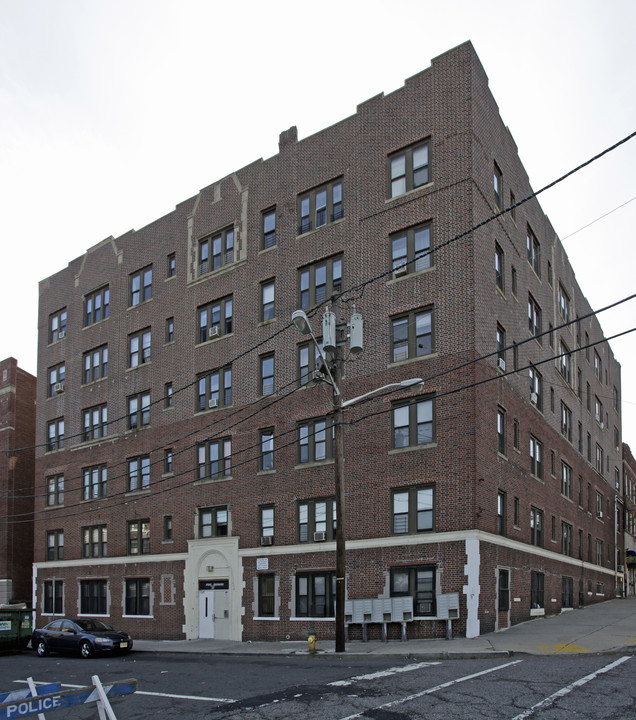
(36, 640, 49, 657)
(80, 640, 93, 659)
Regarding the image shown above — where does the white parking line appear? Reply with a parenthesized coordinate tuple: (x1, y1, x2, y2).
(329, 662, 440, 687)
(337, 660, 522, 720)
(15, 679, 235, 704)
(510, 655, 632, 720)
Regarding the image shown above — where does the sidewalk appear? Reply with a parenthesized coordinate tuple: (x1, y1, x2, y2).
(133, 596, 636, 658)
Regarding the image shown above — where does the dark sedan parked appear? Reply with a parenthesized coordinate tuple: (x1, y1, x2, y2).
(32, 618, 133, 658)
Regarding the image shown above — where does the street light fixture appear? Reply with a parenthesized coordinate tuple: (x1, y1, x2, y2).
(292, 307, 422, 652)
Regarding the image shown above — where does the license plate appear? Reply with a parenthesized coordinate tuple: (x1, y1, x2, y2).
(120, 642, 128, 648)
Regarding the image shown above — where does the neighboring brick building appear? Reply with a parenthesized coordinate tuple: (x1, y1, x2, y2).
(33, 42, 623, 641)
(623, 443, 636, 595)
(0, 357, 36, 604)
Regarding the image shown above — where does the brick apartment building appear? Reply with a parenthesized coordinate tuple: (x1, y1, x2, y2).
(33, 42, 623, 641)
(0, 357, 36, 604)
(623, 443, 636, 595)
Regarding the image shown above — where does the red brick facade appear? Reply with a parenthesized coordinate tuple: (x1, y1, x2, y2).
(0, 357, 36, 603)
(34, 42, 622, 641)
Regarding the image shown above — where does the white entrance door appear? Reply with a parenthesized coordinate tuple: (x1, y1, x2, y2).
(198, 589, 215, 639)
(212, 588, 230, 640)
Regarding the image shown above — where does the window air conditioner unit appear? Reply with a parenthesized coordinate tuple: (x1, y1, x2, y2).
(498, 358, 506, 371)
(313, 531, 327, 542)
(393, 264, 407, 278)
(58, 330, 66, 339)
(209, 326, 220, 338)
(618, 564, 624, 573)
(530, 392, 538, 405)
(600, 422, 604, 429)
(597, 511, 603, 519)
(208, 398, 219, 409)
(54, 382, 64, 393)
(260, 536, 274, 546)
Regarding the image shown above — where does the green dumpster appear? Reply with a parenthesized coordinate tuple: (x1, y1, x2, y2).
(0, 607, 33, 654)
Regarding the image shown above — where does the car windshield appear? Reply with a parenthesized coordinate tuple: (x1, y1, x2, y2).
(75, 619, 114, 632)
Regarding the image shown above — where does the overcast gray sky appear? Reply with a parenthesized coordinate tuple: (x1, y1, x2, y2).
(1, 0, 635, 444)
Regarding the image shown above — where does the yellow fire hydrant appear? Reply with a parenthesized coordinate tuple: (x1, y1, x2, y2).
(307, 627, 317, 653)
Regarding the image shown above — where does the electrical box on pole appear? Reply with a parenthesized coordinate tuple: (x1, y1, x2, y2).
(349, 312, 364, 354)
(322, 309, 337, 351)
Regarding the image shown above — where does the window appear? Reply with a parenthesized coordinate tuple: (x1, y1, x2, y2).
(392, 397, 434, 448)
(260, 506, 274, 540)
(586, 382, 591, 411)
(595, 443, 604, 475)
(165, 317, 174, 343)
(164, 449, 173, 474)
(497, 491, 506, 535)
(497, 407, 506, 455)
(262, 209, 276, 249)
(128, 391, 151, 429)
(390, 566, 436, 616)
(298, 179, 343, 234)
(529, 366, 543, 410)
(530, 507, 543, 547)
(561, 461, 572, 499)
(526, 225, 540, 276)
(514, 496, 520, 526)
(84, 286, 109, 326)
(261, 281, 275, 322)
(46, 530, 64, 561)
(197, 296, 233, 342)
(46, 475, 64, 507)
(164, 383, 173, 408)
(199, 506, 228, 537)
(391, 308, 433, 362)
(530, 436, 543, 479)
(547, 261, 553, 286)
(596, 539, 604, 565)
(125, 578, 150, 616)
(260, 429, 274, 471)
(558, 284, 570, 322)
(511, 266, 517, 296)
(510, 191, 516, 222)
(495, 244, 504, 291)
(298, 417, 335, 464)
(167, 253, 176, 278)
(389, 141, 429, 197)
(260, 354, 274, 396)
(578, 476, 584, 507)
(498, 569, 510, 611)
(83, 345, 108, 384)
(528, 294, 542, 339)
(493, 163, 503, 208)
(258, 574, 275, 617)
(496, 325, 506, 367)
(578, 422, 583, 453)
(82, 525, 107, 558)
(298, 341, 326, 387)
(531, 571, 544, 609)
(594, 350, 602, 381)
(596, 491, 603, 518)
(392, 486, 434, 534)
(129, 328, 151, 367)
(130, 266, 152, 306)
(559, 341, 572, 384)
(43, 580, 63, 614)
(299, 256, 342, 309)
(577, 368, 582, 398)
(613, 385, 620, 412)
(562, 578, 573, 611)
(197, 367, 232, 411)
(513, 419, 519, 450)
(48, 363, 65, 397)
(550, 450, 556, 476)
(163, 515, 173, 541)
(47, 418, 64, 451)
(298, 499, 336, 542)
(82, 464, 107, 500)
(561, 522, 573, 556)
(391, 224, 432, 276)
(82, 404, 108, 441)
(296, 571, 335, 617)
(549, 323, 554, 349)
(49, 308, 67, 343)
(199, 226, 235, 275)
(197, 438, 232, 480)
(513, 342, 519, 371)
(128, 455, 150, 492)
(80, 579, 107, 615)
(128, 520, 150, 555)
(594, 396, 603, 425)
(561, 402, 572, 442)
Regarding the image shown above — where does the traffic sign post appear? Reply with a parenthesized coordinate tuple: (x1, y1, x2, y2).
(0, 677, 137, 720)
